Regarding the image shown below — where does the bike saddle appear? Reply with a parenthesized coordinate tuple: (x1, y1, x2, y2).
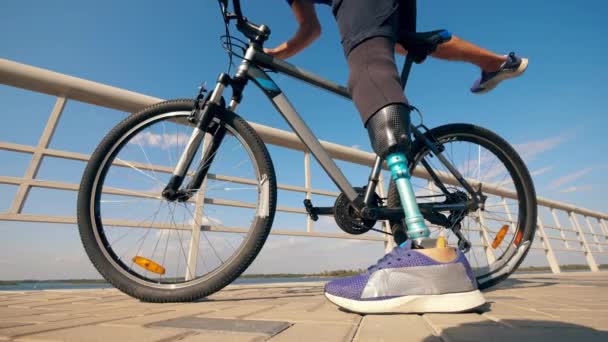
(399, 30, 452, 63)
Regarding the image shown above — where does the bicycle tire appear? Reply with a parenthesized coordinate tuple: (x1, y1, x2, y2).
(77, 99, 277, 302)
(387, 123, 537, 290)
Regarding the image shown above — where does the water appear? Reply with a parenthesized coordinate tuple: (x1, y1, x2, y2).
(0, 277, 333, 291)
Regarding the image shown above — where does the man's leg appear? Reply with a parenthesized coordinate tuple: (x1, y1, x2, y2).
(347, 37, 431, 243)
(325, 0, 486, 314)
(431, 35, 507, 72)
(396, 34, 528, 94)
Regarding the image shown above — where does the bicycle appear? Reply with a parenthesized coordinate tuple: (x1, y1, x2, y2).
(77, 0, 537, 302)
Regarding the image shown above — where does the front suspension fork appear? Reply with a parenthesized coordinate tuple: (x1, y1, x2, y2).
(162, 75, 230, 201)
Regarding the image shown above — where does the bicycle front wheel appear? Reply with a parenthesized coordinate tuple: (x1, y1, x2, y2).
(387, 123, 537, 290)
(77, 99, 277, 302)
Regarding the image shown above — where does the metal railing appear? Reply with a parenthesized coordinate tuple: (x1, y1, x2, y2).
(1, 58, 607, 274)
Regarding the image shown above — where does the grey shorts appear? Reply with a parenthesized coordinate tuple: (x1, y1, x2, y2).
(332, 0, 417, 56)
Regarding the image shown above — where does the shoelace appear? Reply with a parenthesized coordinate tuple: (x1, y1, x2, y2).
(367, 247, 411, 273)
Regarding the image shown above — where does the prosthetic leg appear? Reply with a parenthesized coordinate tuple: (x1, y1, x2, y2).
(366, 103, 431, 245)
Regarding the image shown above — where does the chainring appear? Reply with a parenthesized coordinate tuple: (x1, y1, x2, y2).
(333, 187, 380, 235)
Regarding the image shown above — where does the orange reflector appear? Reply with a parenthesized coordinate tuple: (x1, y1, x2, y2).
(514, 230, 523, 246)
(491, 225, 510, 249)
(132, 256, 166, 275)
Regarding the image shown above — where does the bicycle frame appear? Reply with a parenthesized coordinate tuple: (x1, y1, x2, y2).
(165, 42, 482, 221)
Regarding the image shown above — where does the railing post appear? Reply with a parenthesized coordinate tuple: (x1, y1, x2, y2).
(537, 216, 561, 273)
(304, 152, 312, 233)
(550, 209, 570, 250)
(501, 198, 516, 233)
(569, 212, 599, 272)
(9, 97, 67, 214)
(185, 134, 212, 280)
(584, 216, 603, 252)
(598, 218, 608, 243)
(477, 209, 497, 264)
(377, 173, 394, 253)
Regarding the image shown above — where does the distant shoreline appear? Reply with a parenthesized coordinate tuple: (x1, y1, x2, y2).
(2, 264, 606, 285)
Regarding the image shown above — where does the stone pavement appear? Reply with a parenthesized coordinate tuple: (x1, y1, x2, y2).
(1, 272, 607, 341)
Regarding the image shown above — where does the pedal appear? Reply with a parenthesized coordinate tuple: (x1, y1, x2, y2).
(303, 199, 319, 221)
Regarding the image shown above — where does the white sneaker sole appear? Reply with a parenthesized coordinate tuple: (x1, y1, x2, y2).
(325, 290, 486, 314)
(474, 57, 529, 94)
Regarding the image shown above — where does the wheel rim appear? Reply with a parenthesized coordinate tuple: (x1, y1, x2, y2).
(406, 132, 531, 277)
(89, 111, 265, 289)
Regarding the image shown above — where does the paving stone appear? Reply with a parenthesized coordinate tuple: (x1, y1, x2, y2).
(354, 315, 440, 342)
(269, 322, 357, 342)
(176, 331, 266, 342)
(9, 297, 92, 309)
(0, 322, 33, 329)
(0, 311, 144, 339)
(423, 313, 495, 328)
(100, 305, 220, 327)
(247, 300, 361, 324)
(13, 325, 190, 342)
(480, 302, 557, 321)
(149, 316, 291, 338)
(0, 313, 89, 324)
(0, 308, 58, 319)
(0, 299, 47, 307)
(0, 273, 606, 340)
(198, 304, 278, 319)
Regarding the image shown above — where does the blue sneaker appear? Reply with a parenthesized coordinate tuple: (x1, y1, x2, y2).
(471, 52, 529, 94)
(324, 240, 485, 314)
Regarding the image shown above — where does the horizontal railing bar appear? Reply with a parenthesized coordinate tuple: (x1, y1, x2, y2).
(0, 213, 76, 224)
(542, 225, 578, 233)
(204, 198, 306, 214)
(0, 176, 308, 215)
(546, 236, 583, 243)
(1, 58, 607, 220)
(0, 143, 339, 198)
(207, 174, 339, 197)
(0, 175, 335, 204)
(472, 215, 517, 224)
(0, 212, 387, 241)
(0, 141, 36, 154)
(552, 247, 586, 253)
(2, 140, 607, 221)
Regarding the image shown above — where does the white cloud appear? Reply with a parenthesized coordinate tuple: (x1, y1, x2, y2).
(129, 132, 191, 150)
(549, 168, 593, 189)
(513, 133, 569, 163)
(558, 185, 594, 193)
(531, 166, 553, 177)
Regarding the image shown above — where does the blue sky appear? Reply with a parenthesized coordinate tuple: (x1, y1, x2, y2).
(1, 0, 607, 279)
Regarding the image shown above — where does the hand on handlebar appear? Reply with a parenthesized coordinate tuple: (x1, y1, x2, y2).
(264, 45, 298, 60)
(264, 0, 321, 60)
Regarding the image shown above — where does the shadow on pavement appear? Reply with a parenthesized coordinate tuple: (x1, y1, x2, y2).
(422, 319, 608, 341)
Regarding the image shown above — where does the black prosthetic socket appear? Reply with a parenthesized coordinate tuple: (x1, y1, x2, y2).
(365, 104, 411, 159)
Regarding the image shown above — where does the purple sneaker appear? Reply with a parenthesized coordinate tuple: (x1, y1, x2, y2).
(324, 240, 485, 314)
(471, 52, 529, 94)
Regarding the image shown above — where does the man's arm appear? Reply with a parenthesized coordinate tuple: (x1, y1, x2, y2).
(264, 0, 321, 59)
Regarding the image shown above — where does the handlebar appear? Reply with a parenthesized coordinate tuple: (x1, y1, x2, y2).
(233, 0, 244, 21)
(219, 0, 270, 44)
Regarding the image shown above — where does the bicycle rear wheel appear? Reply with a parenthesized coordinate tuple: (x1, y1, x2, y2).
(77, 99, 277, 302)
(387, 124, 537, 290)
